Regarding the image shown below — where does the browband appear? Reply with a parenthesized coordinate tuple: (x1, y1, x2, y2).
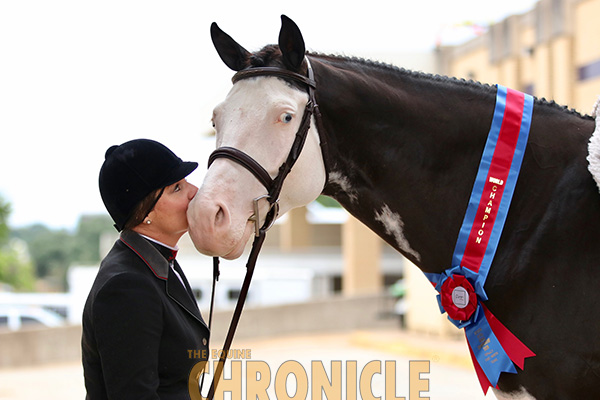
(232, 67, 316, 88)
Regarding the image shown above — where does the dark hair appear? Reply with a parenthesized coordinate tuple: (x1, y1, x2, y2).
(122, 187, 165, 231)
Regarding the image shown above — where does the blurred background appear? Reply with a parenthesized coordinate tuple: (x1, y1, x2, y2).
(2, 0, 598, 398)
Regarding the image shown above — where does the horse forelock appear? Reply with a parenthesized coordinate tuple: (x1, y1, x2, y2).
(250, 45, 285, 68)
(244, 45, 309, 92)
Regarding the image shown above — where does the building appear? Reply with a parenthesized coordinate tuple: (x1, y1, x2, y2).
(438, 0, 600, 115)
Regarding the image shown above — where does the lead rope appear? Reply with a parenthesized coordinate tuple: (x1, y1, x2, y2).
(198, 256, 220, 397)
(205, 231, 266, 399)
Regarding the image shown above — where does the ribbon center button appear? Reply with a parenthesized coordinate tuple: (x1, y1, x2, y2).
(452, 286, 470, 308)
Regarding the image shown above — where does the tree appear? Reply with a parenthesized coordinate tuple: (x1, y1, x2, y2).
(71, 214, 114, 264)
(11, 213, 114, 291)
(12, 224, 73, 278)
(0, 195, 10, 245)
(0, 195, 34, 290)
(0, 246, 35, 290)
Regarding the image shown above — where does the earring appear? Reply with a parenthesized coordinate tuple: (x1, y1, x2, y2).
(145, 219, 152, 225)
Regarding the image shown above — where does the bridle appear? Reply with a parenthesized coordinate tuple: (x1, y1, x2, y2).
(202, 56, 330, 399)
(207, 57, 328, 236)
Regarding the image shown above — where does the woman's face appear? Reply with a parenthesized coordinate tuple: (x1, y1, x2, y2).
(142, 179, 198, 246)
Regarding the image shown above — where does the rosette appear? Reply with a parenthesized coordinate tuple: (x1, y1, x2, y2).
(440, 274, 477, 322)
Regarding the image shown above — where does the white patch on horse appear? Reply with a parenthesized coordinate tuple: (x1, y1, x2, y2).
(328, 171, 358, 203)
(374, 205, 421, 262)
(587, 95, 600, 194)
(493, 387, 537, 400)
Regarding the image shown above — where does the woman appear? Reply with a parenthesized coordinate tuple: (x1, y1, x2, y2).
(82, 139, 208, 399)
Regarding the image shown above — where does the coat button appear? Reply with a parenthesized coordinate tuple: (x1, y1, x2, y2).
(202, 338, 207, 346)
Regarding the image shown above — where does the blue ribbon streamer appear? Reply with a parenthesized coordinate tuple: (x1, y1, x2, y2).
(423, 85, 533, 388)
(464, 308, 518, 386)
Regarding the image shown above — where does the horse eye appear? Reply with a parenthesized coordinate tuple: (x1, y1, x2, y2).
(280, 113, 293, 124)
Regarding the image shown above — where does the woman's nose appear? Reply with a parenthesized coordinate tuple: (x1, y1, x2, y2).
(188, 183, 199, 198)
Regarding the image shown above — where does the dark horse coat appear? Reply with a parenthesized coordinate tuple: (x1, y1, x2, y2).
(82, 230, 209, 399)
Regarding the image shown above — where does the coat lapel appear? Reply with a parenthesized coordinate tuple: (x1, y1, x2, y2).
(166, 261, 207, 328)
(119, 230, 208, 330)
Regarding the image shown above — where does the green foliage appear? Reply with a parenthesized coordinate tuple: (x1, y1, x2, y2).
(10, 213, 114, 290)
(315, 195, 342, 208)
(13, 225, 74, 278)
(0, 197, 11, 245)
(0, 195, 34, 290)
(72, 215, 114, 264)
(0, 247, 35, 291)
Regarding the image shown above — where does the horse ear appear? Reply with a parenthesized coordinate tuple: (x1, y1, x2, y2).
(278, 15, 306, 71)
(210, 22, 250, 71)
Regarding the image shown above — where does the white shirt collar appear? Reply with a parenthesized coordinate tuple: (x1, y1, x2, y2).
(139, 234, 179, 252)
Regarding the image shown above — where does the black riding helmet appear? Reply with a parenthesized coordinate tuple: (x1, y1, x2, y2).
(99, 139, 198, 231)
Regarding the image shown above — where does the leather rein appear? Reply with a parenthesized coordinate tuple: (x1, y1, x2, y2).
(203, 57, 329, 399)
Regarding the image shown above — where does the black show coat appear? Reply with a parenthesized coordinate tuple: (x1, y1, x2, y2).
(82, 230, 209, 400)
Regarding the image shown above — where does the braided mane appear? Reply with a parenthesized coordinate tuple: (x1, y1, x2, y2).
(251, 45, 592, 120)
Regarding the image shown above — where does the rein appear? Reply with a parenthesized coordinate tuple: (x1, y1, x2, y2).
(202, 57, 327, 399)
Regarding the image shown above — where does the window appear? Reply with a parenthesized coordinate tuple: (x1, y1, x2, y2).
(578, 60, 600, 81)
(522, 84, 535, 96)
(227, 289, 241, 301)
(20, 316, 42, 326)
(332, 276, 342, 293)
(551, 0, 564, 36)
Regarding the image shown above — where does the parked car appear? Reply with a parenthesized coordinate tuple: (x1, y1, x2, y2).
(0, 305, 65, 331)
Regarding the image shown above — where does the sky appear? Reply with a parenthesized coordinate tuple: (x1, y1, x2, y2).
(0, 0, 539, 230)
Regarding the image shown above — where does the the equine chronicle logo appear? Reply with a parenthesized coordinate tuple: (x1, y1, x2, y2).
(187, 348, 431, 399)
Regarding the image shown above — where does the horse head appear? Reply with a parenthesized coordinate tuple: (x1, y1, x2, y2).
(187, 16, 326, 259)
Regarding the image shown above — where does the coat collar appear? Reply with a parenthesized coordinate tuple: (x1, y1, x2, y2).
(120, 229, 170, 280)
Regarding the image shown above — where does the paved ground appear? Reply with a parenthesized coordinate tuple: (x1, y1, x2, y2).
(0, 329, 496, 399)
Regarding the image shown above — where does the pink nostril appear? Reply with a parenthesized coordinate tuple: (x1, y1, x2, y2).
(215, 206, 224, 225)
(213, 203, 229, 230)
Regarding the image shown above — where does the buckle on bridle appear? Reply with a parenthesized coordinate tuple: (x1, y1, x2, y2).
(248, 194, 280, 237)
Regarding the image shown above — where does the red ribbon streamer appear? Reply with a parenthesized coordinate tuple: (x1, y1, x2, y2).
(467, 303, 536, 394)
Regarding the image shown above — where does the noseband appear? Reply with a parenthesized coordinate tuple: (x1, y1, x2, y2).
(207, 57, 327, 236)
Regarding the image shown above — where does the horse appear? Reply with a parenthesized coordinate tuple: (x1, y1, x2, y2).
(187, 15, 600, 400)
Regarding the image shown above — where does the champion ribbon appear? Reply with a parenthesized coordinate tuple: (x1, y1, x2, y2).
(423, 85, 535, 394)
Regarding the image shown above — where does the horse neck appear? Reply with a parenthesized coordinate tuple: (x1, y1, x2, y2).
(313, 58, 502, 271)
(314, 56, 598, 276)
